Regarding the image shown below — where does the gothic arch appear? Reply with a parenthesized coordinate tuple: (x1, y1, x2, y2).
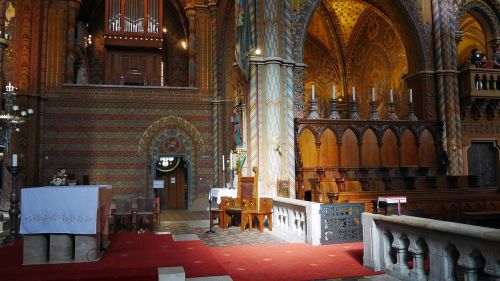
(292, 0, 431, 72)
(456, 0, 499, 36)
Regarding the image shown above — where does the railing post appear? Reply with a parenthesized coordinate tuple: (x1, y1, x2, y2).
(457, 247, 482, 281)
(408, 235, 428, 281)
(392, 231, 411, 278)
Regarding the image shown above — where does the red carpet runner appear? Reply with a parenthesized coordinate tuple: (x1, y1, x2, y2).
(210, 242, 379, 281)
(0, 233, 379, 281)
(0, 233, 226, 281)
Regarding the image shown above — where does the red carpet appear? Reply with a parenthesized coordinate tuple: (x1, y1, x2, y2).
(210, 242, 380, 281)
(0, 233, 226, 281)
(0, 234, 379, 281)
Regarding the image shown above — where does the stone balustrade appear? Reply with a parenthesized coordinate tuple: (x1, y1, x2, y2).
(459, 66, 500, 100)
(362, 212, 500, 281)
(272, 197, 321, 245)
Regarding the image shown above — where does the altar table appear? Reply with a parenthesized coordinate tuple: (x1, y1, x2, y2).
(20, 185, 112, 264)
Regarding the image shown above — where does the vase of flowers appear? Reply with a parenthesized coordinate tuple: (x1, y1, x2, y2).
(50, 168, 68, 186)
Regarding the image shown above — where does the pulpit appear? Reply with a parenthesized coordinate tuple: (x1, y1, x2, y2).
(20, 185, 112, 264)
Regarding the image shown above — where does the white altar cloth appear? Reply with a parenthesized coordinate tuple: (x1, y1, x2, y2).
(20, 185, 111, 235)
(209, 188, 237, 204)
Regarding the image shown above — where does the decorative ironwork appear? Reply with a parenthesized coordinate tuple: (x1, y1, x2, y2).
(320, 203, 364, 244)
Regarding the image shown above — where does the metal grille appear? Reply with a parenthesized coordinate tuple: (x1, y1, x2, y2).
(320, 203, 364, 244)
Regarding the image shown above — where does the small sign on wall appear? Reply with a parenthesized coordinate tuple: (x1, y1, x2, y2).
(153, 180, 164, 189)
(170, 177, 176, 184)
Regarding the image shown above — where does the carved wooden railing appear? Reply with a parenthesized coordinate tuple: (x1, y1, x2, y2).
(362, 213, 500, 281)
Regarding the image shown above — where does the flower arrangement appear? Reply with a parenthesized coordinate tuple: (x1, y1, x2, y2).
(235, 154, 246, 171)
(50, 168, 68, 186)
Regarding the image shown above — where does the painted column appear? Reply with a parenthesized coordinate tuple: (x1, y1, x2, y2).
(209, 2, 220, 187)
(65, 0, 81, 84)
(185, 7, 197, 88)
(247, 0, 295, 196)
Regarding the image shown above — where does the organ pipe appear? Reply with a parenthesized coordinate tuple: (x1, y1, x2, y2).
(106, 0, 159, 34)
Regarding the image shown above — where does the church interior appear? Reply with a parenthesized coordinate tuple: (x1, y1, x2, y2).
(0, 0, 498, 280)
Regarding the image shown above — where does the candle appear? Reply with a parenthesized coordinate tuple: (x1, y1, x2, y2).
(390, 89, 394, 102)
(12, 154, 17, 166)
(333, 85, 336, 100)
(222, 155, 225, 171)
(312, 84, 315, 100)
(230, 153, 233, 169)
(410, 89, 413, 103)
(371, 87, 375, 102)
(352, 86, 356, 101)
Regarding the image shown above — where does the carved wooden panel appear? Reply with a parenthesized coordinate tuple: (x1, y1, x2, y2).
(381, 130, 398, 166)
(362, 129, 379, 167)
(400, 129, 418, 166)
(299, 128, 317, 167)
(419, 129, 437, 167)
(468, 142, 498, 187)
(105, 49, 162, 86)
(319, 129, 338, 167)
(341, 129, 359, 168)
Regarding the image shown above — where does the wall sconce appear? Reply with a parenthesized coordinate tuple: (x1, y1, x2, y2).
(272, 137, 281, 156)
(180, 40, 187, 50)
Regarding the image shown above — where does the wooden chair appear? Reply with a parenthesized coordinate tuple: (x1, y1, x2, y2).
(248, 198, 273, 232)
(220, 167, 259, 230)
(113, 198, 133, 232)
(135, 197, 155, 231)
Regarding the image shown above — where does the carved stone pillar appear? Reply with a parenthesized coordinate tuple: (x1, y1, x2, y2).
(65, 0, 81, 84)
(293, 64, 307, 119)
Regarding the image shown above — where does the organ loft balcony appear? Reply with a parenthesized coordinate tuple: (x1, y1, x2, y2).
(459, 65, 500, 102)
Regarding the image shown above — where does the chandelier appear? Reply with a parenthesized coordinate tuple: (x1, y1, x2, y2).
(0, 82, 33, 151)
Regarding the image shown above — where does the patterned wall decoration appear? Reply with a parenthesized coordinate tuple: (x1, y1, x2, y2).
(455, 0, 499, 36)
(138, 116, 206, 159)
(12, 0, 33, 91)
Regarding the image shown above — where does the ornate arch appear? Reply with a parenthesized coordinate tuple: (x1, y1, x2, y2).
(292, 0, 431, 70)
(138, 116, 205, 159)
(455, 0, 499, 36)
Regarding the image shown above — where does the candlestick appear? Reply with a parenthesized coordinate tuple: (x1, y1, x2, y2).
(371, 87, 375, 102)
(390, 89, 394, 102)
(333, 85, 336, 100)
(230, 152, 234, 170)
(388, 100, 399, 121)
(308, 95, 320, 119)
(349, 99, 360, 120)
(329, 98, 340, 119)
(312, 84, 315, 100)
(352, 87, 356, 101)
(4, 166, 24, 244)
(12, 154, 17, 167)
(409, 88, 413, 103)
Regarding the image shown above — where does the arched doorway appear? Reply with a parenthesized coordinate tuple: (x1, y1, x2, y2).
(155, 155, 188, 209)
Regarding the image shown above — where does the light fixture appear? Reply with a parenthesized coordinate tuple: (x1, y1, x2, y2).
(0, 82, 34, 151)
(272, 137, 282, 156)
(254, 48, 261, 55)
(180, 40, 187, 50)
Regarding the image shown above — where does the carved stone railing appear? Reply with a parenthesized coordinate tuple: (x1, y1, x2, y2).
(459, 66, 500, 100)
(362, 212, 500, 281)
(272, 197, 321, 245)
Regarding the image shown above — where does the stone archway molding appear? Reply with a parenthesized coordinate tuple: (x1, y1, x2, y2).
(455, 0, 499, 36)
(138, 116, 206, 159)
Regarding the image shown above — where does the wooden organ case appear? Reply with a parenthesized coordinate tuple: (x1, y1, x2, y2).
(104, 0, 164, 86)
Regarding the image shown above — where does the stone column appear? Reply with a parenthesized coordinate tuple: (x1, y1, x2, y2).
(209, 2, 220, 186)
(65, 0, 81, 84)
(247, 0, 296, 195)
(185, 7, 197, 88)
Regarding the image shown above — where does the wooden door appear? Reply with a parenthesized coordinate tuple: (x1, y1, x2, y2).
(162, 165, 185, 209)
